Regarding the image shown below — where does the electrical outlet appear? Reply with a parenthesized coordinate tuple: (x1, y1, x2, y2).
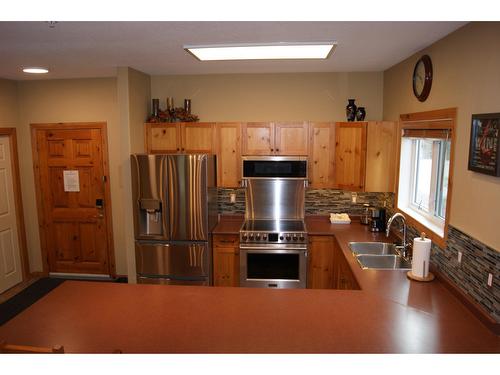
(457, 251, 462, 264)
(351, 192, 357, 203)
(487, 273, 493, 287)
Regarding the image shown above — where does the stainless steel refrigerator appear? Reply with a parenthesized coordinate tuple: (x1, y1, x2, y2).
(131, 154, 217, 285)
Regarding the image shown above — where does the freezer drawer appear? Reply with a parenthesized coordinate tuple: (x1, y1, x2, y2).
(135, 241, 209, 280)
(137, 276, 209, 286)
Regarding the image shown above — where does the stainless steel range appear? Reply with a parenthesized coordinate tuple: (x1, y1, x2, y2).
(239, 156, 308, 289)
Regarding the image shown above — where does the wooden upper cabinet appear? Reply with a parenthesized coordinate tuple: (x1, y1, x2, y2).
(180, 122, 215, 153)
(216, 122, 241, 188)
(274, 122, 309, 156)
(146, 123, 180, 153)
(241, 122, 274, 155)
(365, 121, 397, 192)
(335, 122, 367, 191)
(145, 122, 215, 154)
(242, 122, 309, 155)
(309, 122, 335, 188)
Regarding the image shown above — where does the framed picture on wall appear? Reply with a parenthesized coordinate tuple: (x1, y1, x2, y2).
(468, 113, 500, 176)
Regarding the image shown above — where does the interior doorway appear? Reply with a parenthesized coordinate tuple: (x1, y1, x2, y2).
(31, 122, 115, 276)
(0, 128, 29, 294)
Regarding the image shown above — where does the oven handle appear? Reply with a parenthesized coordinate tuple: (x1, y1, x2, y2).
(239, 244, 307, 250)
(239, 244, 307, 251)
(239, 248, 307, 255)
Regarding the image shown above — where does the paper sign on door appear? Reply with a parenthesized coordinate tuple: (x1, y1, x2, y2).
(63, 170, 80, 192)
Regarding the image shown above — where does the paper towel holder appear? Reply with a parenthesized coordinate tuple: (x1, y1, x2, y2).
(407, 269, 435, 282)
(407, 231, 435, 282)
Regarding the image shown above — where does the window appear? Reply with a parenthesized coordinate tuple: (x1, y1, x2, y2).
(400, 136, 451, 235)
(396, 109, 456, 246)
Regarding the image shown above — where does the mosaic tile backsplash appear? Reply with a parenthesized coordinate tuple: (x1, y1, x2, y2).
(218, 187, 499, 323)
(386, 208, 500, 323)
(217, 188, 393, 216)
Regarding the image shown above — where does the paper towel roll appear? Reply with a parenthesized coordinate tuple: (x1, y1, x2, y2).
(411, 237, 432, 278)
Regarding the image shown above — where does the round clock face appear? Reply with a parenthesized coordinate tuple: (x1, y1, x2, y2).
(414, 61, 426, 95)
(412, 55, 433, 102)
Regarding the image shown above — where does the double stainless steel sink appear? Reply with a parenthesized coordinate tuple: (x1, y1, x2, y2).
(348, 242, 412, 270)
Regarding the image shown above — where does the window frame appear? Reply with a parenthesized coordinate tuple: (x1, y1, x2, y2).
(395, 108, 456, 248)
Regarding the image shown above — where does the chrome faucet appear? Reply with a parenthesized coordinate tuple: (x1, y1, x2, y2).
(386, 213, 411, 259)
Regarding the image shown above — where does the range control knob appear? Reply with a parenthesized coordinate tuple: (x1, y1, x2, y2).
(293, 236, 298, 241)
(299, 236, 305, 242)
(256, 234, 261, 240)
(242, 235, 248, 241)
(285, 235, 291, 241)
(279, 236, 284, 241)
(249, 234, 254, 240)
(262, 234, 267, 240)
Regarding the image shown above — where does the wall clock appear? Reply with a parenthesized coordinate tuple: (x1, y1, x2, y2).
(412, 55, 433, 102)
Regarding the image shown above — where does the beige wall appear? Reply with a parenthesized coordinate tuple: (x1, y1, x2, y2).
(151, 72, 384, 122)
(117, 67, 151, 282)
(384, 22, 500, 251)
(0, 79, 18, 127)
(15, 78, 129, 273)
(128, 69, 150, 153)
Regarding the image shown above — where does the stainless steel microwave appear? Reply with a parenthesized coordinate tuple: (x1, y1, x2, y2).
(242, 156, 307, 179)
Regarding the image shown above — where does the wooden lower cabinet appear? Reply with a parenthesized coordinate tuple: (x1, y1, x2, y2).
(308, 236, 336, 289)
(213, 234, 240, 287)
(334, 241, 360, 290)
(308, 235, 360, 290)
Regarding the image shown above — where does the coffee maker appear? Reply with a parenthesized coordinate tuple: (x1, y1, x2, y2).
(369, 207, 386, 232)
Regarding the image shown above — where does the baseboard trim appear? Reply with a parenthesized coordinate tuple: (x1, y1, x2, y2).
(431, 265, 500, 335)
(30, 271, 49, 278)
(49, 272, 112, 281)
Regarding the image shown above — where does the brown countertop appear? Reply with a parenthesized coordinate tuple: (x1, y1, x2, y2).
(0, 215, 498, 353)
(212, 214, 244, 234)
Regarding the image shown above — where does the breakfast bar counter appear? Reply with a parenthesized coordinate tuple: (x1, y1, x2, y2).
(0, 216, 498, 353)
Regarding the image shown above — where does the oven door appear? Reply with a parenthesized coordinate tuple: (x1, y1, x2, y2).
(239, 246, 307, 289)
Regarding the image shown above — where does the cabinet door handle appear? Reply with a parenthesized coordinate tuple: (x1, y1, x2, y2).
(270, 148, 274, 152)
(176, 148, 180, 151)
(276, 148, 279, 152)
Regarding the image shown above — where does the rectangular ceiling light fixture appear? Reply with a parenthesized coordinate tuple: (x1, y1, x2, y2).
(184, 42, 337, 61)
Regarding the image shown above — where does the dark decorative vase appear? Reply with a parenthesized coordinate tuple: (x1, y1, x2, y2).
(152, 99, 159, 117)
(346, 99, 357, 121)
(356, 107, 366, 121)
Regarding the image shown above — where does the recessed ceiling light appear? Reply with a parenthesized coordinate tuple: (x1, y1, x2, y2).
(22, 67, 49, 74)
(184, 42, 337, 61)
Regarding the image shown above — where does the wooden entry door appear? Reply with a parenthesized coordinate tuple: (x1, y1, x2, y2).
(32, 123, 115, 275)
(0, 135, 23, 293)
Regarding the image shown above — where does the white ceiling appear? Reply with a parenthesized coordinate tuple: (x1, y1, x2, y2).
(0, 21, 467, 80)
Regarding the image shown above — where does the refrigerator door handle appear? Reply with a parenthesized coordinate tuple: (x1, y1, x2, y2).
(161, 156, 170, 240)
